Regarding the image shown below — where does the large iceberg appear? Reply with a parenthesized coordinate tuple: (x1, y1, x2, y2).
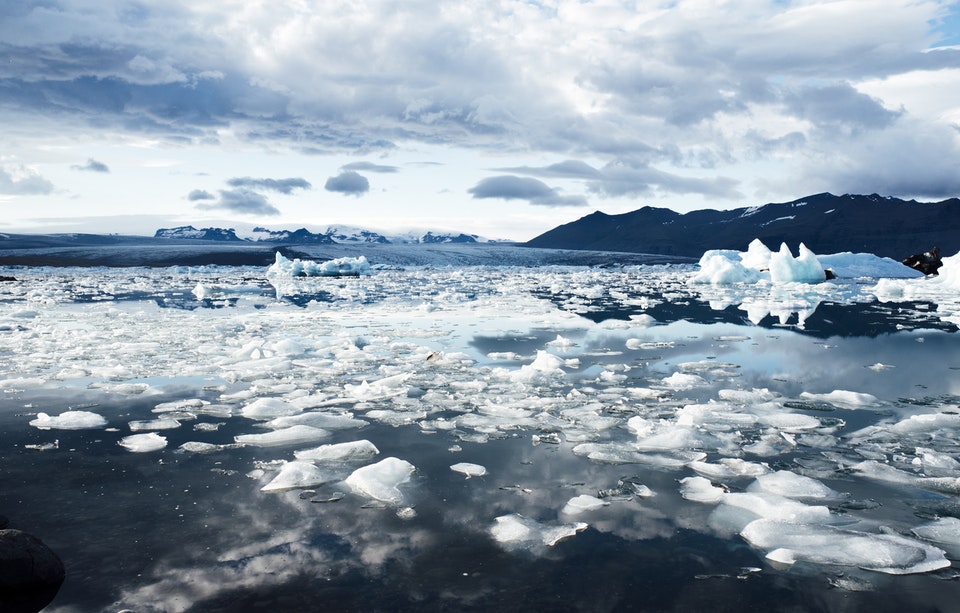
(267, 251, 371, 277)
(690, 239, 923, 285)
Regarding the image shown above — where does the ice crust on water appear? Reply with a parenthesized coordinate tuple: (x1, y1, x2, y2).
(344, 457, 415, 505)
(29, 410, 107, 430)
(561, 495, 608, 515)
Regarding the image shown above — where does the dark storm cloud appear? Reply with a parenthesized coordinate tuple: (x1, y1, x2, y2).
(195, 188, 280, 216)
(467, 176, 587, 207)
(226, 177, 312, 194)
(783, 83, 901, 131)
(71, 158, 110, 172)
(324, 171, 370, 196)
(340, 162, 399, 173)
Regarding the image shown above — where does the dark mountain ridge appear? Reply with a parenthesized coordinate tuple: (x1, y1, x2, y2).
(525, 193, 960, 259)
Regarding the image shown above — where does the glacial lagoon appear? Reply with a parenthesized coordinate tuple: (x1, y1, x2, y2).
(2, 250, 959, 611)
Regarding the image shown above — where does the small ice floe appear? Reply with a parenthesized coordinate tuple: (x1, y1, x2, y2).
(128, 418, 181, 432)
(866, 362, 895, 372)
(343, 457, 415, 505)
(911, 517, 960, 555)
(660, 372, 708, 390)
(746, 471, 841, 501)
(240, 397, 303, 420)
(741, 519, 950, 574)
(798, 390, 880, 409)
(266, 411, 368, 431)
(679, 476, 726, 503)
(450, 462, 487, 479)
(261, 461, 333, 492)
(118, 432, 167, 453)
(687, 458, 770, 480)
(29, 410, 107, 430)
(545, 334, 575, 348)
(234, 425, 330, 447)
(561, 494, 608, 515)
(510, 350, 567, 383)
(490, 514, 587, 549)
(294, 440, 380, 462)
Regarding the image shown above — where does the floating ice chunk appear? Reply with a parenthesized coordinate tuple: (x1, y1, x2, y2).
(128, 418, 181, 432)
(912, 447, 960, 476)
(889, 412, 960, 435)
(721, 492, 832, 524)
(718, 388, 780, 403)
(741, 519, 950, 574)
(241, 397, 303, 420)
(688, 458, 770, 480)
(234, 425, 330, 447)
(29, 410, 107, 430)
(562, 494, 608, 515)
(799, 390, 880, 409)
(450, 462, 487, 479)
(266, 411, 368, 431)
(912, 517, 960, 548)
(510, 350, 566, 382)
(344, 373, 410, 400)
(344, 457, 415, 505)
(546, 334, 575, 348)
(490, 514, 587, 548)
(118, 432, 167, 453)
(661, 372, 707, 389)
(769, 243, 825, 284)
(294, 440, 380, 462)
(747, 471, 841, 500)
(755, 412, 821, 432)
(261, 461, 332, 492)
(679, 476, 725, 503)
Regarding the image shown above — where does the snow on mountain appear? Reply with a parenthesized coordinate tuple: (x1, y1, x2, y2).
(157, 224, 487, 245)
(154, 226, 243, 241)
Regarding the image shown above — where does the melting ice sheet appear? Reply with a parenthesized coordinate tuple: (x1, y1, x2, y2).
(1, 258, 959, 612)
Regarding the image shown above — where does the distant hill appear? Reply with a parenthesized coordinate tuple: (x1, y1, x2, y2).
(525, 193, 960, 259)
(155, 225, 483, 245)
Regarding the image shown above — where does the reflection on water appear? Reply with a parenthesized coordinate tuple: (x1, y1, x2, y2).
(1, 264, 959, 612)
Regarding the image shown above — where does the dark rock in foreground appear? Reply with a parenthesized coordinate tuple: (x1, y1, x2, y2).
(0, 529, 65, 613)
(902, 246, 943, 275)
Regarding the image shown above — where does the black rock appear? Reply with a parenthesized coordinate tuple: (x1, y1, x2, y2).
(0, 529, 65, 613)
(902, 246, 943, 275)
(0, 276, 15, 282)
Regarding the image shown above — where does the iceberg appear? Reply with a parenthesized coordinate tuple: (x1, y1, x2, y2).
(267, 251, 370, 277)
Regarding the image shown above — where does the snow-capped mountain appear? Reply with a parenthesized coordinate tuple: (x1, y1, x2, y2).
(526, 193, 960, 259)
(155, 224, 485, 245)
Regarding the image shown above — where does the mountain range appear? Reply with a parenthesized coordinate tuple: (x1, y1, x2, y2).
(154, 225, 484, 245)
(525, 193, 960, 259)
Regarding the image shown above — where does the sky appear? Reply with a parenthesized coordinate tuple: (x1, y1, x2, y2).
(2, 0, 960, 242)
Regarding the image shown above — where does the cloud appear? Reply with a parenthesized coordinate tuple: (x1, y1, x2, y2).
(0, 160, 54, 195)
(71, 158, 110, 172)
(225, 177, 312, 194)
(325, 171, 370, 196)
(195, 189, 280, 215)
(341, 162, 398, 173)
(467, 176, 587, 207)
(186, 189, 215, 201)
(494, 160, 603, 180)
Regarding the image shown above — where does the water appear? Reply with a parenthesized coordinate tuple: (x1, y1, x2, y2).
(1, 263, 959, 611)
